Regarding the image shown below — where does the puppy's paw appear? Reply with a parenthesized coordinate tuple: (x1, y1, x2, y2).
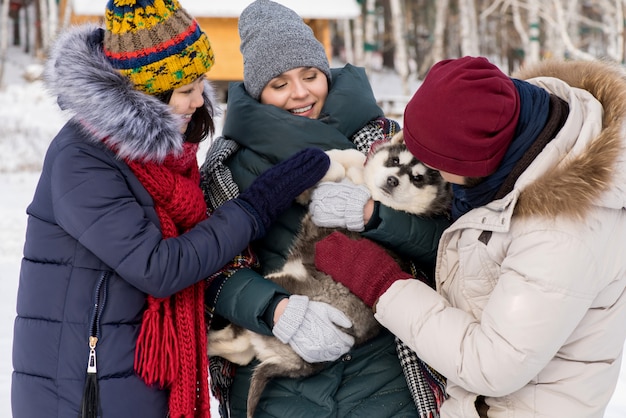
(346, 166, 365, 185)
(208, 326, 256, 365)
(326, 149, 366, 168)
(322, 159, 347, 182)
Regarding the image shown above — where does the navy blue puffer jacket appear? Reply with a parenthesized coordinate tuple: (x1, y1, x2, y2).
(11, 26, 263, 418)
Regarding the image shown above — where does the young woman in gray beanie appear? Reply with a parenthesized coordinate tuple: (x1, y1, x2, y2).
(200, 0, 451, 417)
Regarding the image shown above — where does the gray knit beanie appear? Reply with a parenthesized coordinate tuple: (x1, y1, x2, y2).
(239, 0, 332, 100)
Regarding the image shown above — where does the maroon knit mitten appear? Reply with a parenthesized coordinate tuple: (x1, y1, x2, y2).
(315, 231, 412, 308)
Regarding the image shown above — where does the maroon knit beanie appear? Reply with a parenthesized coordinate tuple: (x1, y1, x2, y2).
(403, 56, 520, 177)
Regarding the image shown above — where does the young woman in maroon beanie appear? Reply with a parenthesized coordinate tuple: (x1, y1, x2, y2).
(315, 56, 626, 417)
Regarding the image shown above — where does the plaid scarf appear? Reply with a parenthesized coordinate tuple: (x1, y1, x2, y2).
(127, 142, 211, 418)
(200, 137, 257, 418)
(397, 264, 448, 418)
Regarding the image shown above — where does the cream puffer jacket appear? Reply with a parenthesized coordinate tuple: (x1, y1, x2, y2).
(374, 60, 626, 418)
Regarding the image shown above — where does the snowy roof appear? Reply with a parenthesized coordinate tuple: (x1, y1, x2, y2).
(70, 0, 361, 19)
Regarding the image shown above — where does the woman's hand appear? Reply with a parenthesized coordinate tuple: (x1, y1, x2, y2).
(315, 231, 412, 308)
(309, 180, 371, 231)
(272, 295, 354, 363)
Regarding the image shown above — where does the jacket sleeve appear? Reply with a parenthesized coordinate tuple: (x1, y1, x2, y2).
(210, 267, 291, 335)
(374, 228, 598, 397)
(50, 140, 264, 298)
(362, 202, 451, 265)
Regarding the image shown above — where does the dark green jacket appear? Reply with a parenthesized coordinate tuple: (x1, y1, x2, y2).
(209, 64, 450, 417)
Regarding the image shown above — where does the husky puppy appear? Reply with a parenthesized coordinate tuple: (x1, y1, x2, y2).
(208, 132, 451, 417)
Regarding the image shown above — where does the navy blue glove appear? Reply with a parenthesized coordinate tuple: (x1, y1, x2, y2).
(238, 148, 330, 233)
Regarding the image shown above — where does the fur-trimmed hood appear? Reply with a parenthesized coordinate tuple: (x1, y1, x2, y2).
(43, 25, 218, 162)
(511, 59, 626, 219)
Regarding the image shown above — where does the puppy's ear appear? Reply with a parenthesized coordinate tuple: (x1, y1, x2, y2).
(390, 130, 404, 145)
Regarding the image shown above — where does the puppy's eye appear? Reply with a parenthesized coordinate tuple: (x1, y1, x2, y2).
(411, 174, 424, 184)
(428, 169, 443, 181)
(391, 157, 400, 166)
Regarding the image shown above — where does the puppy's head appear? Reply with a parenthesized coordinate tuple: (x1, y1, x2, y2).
(364, 131, 451, 216)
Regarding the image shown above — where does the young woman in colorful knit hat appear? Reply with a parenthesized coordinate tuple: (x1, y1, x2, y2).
(199, 1, 451, 417)
(10, 1, 343, 417)
(315, 56, 626, 417)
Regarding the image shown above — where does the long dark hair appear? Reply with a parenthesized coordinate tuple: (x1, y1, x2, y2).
(156, 84, 216, 144)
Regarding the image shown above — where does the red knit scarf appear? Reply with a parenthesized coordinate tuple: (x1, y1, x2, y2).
(126, 142, 210, 418)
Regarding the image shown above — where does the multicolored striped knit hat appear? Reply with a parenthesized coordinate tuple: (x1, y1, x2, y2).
(103, 0, 215, 95)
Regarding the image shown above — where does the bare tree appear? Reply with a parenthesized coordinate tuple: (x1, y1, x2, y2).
(545, 0, 596, 60)
(353, 4, 365, 66)
(389, 0, 409, 94)
(257, 0, 626, 87)
(526, 0, 541, 64)
(596, 0, 624, 62)
(432, 0, 450, 64)
(0, 0, 11, 88)
(37, 0, 48, 54)
(61, 0, 72, 30)
(363, 0, 377, 73)
(459, 0, 480, 56)
(47, 0, 57, 39)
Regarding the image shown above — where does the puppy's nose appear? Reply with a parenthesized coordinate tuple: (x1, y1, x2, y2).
(386, 176, 399, 188)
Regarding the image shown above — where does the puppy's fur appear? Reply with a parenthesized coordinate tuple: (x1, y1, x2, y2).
(208, 132, 451, 417)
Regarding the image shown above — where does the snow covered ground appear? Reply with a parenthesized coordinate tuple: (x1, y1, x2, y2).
(1, 44, 625, 417)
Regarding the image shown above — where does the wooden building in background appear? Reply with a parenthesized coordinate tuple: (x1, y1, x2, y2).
(58, 0, 360, 86)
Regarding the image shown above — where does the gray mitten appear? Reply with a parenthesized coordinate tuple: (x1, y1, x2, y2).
(309, 180, 371, 231)
(272, 295, 355, 363)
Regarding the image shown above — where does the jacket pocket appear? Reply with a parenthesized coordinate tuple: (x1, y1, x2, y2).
(457, 241, 499, 317)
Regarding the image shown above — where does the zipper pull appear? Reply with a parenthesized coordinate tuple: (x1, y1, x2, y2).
(87, 336, 98, 374)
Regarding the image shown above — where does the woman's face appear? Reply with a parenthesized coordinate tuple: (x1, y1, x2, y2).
(423, 163, 466, 185)
(169, 77, 205, 133)
(435, 169, 466, 185)
(259, 67, 329, 119)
